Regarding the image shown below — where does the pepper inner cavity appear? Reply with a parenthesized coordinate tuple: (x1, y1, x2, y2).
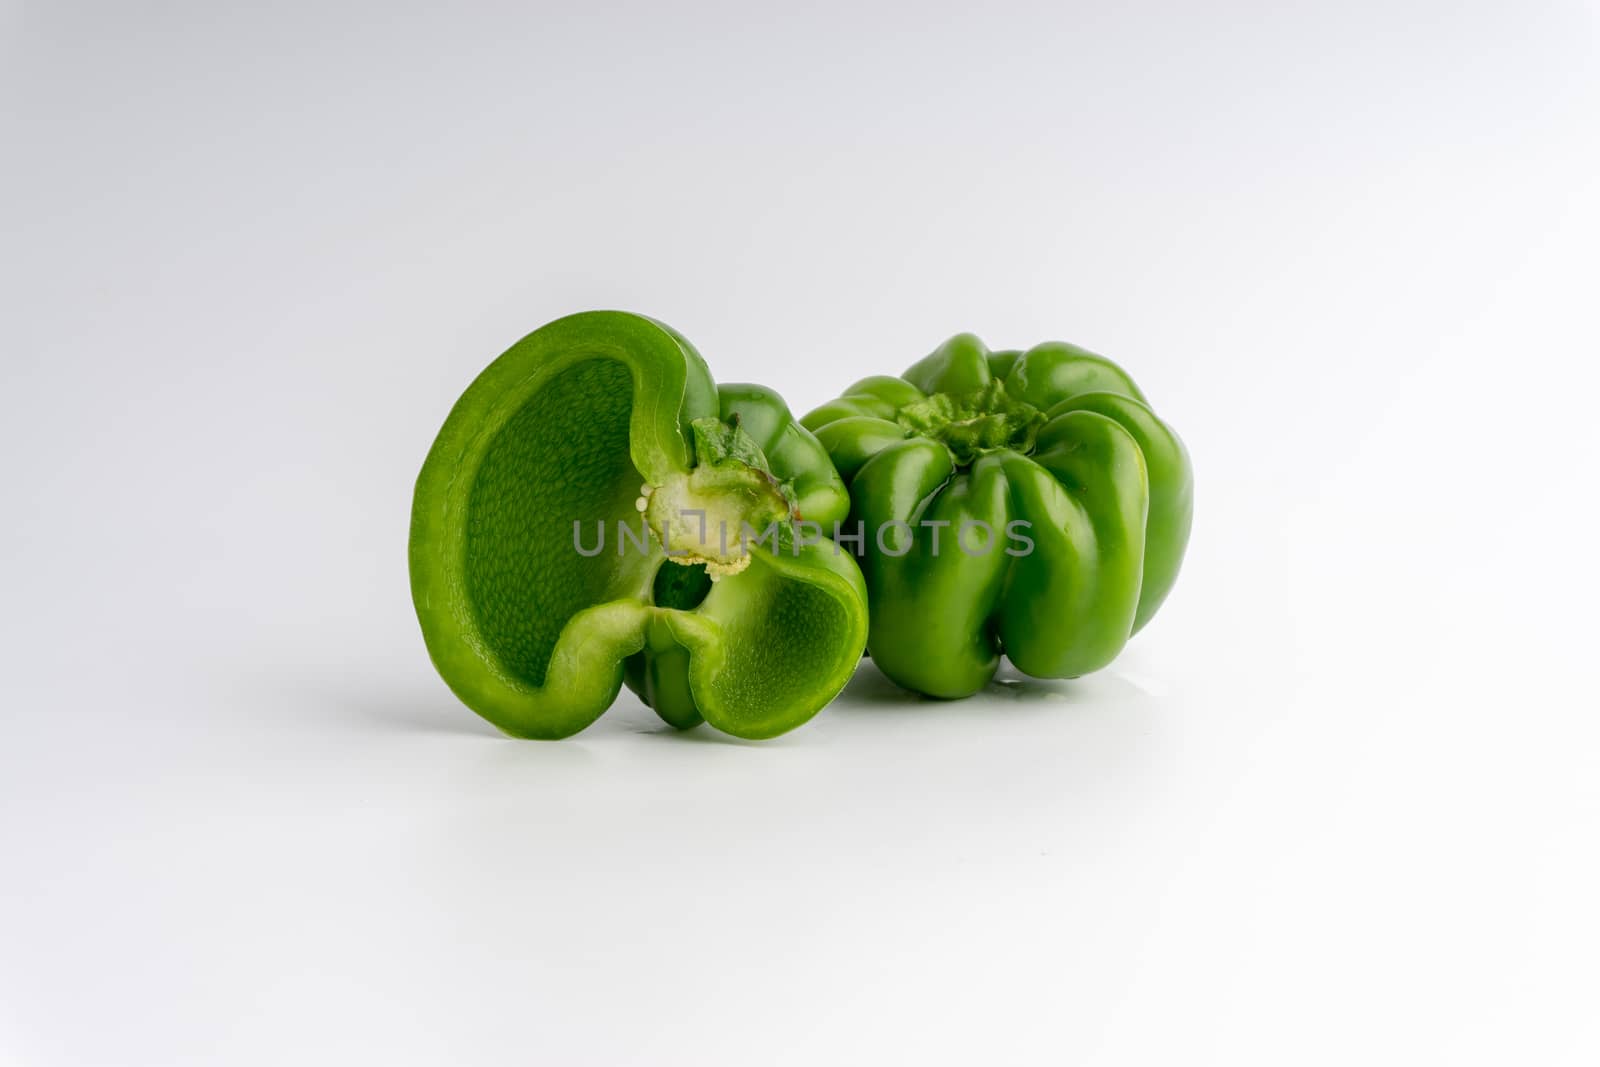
(651, 559, 713, 611)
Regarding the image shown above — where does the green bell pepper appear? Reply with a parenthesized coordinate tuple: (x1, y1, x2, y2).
(410, 311, 868, 740)
(801, 333, 1192, 698)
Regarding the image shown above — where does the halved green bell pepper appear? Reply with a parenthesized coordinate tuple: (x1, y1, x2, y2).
(410, 311, 868, 739)
(801, 333, 1192, 698)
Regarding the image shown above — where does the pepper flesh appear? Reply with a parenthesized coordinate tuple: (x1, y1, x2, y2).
(801, 333, 1192, 698)
(410, 311, 868, 739)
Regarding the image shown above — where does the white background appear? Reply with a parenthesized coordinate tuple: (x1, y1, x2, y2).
(4, 2, 1598, 1064)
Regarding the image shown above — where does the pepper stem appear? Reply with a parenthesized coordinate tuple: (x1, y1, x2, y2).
(637, 417, 797, 578)
(896, 381, 1045, 466)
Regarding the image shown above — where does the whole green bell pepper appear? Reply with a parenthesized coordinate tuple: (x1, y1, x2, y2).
(801, 334, 1192, 698)
(410, 311, 868, 739)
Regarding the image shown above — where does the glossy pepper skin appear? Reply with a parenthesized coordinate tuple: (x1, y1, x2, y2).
(410, 311, 868, 740)
(801, 334, 1192, 699)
